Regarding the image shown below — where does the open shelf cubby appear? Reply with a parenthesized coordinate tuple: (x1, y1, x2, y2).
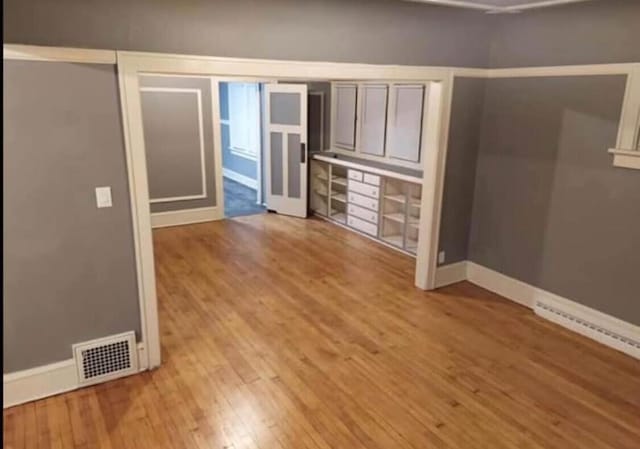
(310, 160, 330, 216)
(379, 178, 422, 253)
(329, 165, 348, 224)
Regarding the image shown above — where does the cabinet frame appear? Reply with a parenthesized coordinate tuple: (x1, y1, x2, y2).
(330, 81, 429, 170)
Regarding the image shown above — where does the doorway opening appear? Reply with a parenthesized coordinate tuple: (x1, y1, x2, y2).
(219, 82, 266, 218)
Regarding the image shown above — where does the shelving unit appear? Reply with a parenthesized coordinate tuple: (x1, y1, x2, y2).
(310, 157, 422, 258)
(379, 177, 422, 254)
(331, 176, 348, 187)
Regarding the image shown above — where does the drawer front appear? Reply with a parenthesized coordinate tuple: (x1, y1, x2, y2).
(348, 169, 363, 182)
(348, 192, 379, 211)
(363, 173, 381, 186)
(349, 180, 380, 199)
(348, 204, 378, 224)
(347, 215, 378, 236)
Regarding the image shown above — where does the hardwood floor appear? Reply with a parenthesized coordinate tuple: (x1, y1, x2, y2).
(4, 214, 640, 449)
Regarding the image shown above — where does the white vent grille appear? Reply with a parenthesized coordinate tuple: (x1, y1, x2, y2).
(535, 301, 640, 359)
(73, 331, 138, 385)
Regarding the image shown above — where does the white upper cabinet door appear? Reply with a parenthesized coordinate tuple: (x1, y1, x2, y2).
(334, 84, 358, 150)
(387, 85, 425, 163)
(359, 85, 388, 157)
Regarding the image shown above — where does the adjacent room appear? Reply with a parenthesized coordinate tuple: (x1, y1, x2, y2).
(3, 0, 639, 448)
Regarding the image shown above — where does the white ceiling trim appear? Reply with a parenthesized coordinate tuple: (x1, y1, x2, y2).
(406, 0, 592, 13)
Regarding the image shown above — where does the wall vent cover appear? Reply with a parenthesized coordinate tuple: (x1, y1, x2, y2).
(73, 331, 138, 385)
(535, 301, 640, 360)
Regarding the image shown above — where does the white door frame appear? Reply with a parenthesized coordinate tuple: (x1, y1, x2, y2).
(116, 50, 453, 369)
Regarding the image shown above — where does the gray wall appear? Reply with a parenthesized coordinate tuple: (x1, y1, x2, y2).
(219, 82, 258, 182)
(438, 77, 485, 265)
(307, 82, 332, 151)
(3, 0, 492, 68)
(468, 75, 640, 325)
(489, 0, 640, 68)
(3, 61, 141, 372)
(139, 76, 217, 213)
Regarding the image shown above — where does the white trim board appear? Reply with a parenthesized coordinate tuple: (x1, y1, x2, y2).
(434, 260, 467, 288)
(4, 344, 147, 409)
(3, 44, 116, 64)
(434, 261, 640, 360)
(608, 149, 640, 170)
(151, 206, 222, 229)
(223, 168, 258, 190)
(407, 0, 591, 13)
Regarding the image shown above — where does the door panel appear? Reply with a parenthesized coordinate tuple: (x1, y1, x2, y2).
(270, 132, 284, 196)
(265, 85, 308, 217)
(287, 133, 302, 199)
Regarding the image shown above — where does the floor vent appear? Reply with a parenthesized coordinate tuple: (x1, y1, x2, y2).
(73, 331, 138, 386)
(534, 301, 640, 359)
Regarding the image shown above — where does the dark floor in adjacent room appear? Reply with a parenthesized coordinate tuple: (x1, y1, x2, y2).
(223, 177, 266, 218)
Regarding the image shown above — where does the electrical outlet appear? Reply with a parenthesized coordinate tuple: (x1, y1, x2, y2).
(95, 186, 113, 208)
(438, 251, 445, 264)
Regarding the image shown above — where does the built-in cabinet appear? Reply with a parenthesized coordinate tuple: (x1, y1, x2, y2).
(311, 157, 422, 256)
(332, 82, 426, 169)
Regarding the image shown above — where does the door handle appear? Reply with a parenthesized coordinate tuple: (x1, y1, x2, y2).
(300, 143, 306, 163)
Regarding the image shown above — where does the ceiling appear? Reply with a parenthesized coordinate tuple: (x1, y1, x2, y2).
(405, 0, 594, 13)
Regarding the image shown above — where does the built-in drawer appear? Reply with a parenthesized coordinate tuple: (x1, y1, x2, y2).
(348, 204, 378, 224)
(348, 192, 379, 211)
(363, 173, 380, 186)
(347, 215, 378, 236)
(348, 169, 363, 182)
(349, 179, 380, 199)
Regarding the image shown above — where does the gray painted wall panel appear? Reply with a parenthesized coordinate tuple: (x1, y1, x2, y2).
(3, 61, 140, 372)
(307, 82, 332, 151)
(438, 77, 485, 265)
(489, 0, 640, 68)
(139, 76, 217, 213)
(141, 91, 205, 199)
(469, 76, 640, 325)
(3, 0, 492, 68)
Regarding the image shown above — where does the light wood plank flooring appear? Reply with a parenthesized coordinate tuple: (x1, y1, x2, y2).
(4, 214, 640, 449)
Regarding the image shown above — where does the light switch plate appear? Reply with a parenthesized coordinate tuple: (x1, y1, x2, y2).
(95, 186, 113, 208)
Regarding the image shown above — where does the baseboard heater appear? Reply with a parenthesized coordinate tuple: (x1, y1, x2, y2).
(534, 301, 640, 359)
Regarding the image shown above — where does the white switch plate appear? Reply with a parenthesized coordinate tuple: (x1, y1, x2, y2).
(438, 251, 445, 264)
(95, 186, 113, 208)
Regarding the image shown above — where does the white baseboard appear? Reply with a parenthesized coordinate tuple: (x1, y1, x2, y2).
(434, 261, 639, 360)
(466, 262, 535, 309)
(151, 206, 222, 229)
(3, 359, 77, 409)
(434, 261, 468, 288)
(223, 168, 258, 190)
(4, 343, 148, 409)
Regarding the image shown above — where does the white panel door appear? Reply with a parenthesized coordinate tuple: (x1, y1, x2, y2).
(264, 84, 308, 218)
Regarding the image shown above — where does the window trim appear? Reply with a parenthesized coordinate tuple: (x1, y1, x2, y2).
(609, 65, 640, 170)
